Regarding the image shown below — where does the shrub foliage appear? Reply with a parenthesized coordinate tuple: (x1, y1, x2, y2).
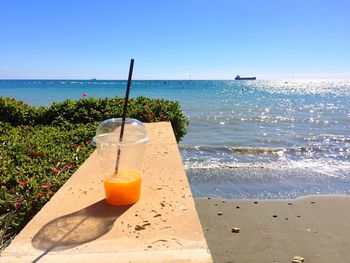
(0, 96, 188, 142)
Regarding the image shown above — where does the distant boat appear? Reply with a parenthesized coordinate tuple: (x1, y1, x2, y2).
(90, 78, 97, 81)
(235, 75, 256, 80)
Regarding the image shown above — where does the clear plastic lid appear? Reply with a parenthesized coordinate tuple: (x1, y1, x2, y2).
(92, 118, 150, 146)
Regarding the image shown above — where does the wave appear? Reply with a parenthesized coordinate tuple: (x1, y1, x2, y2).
(184, 158, 350, 178)
(42, 81, 85, 85)
(180, 145, 343, 155)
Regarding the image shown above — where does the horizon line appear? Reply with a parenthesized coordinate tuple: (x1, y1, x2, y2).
(1, 78, 350, 81)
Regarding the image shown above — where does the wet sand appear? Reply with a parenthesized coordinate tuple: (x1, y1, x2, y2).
(195, 195, 350, 263)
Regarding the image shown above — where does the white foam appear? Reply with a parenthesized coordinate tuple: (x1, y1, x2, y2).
(184, 158, 350, 179)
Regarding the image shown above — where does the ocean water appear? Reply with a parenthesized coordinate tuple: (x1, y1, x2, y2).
(1, 79, 350, 199)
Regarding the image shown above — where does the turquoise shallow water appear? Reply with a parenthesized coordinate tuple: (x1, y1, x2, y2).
(1, 79, 350, 198)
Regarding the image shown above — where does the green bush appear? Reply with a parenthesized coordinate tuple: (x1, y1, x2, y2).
(0, 97, 36, 125)
(0, 122, 95, 251)
(0, 96, 188, 251)
(0, 96, 188, 142)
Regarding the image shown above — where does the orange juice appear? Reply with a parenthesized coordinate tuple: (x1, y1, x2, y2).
(103, 170, 141, 206)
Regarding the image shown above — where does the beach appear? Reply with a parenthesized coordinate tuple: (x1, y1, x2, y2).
(1, 80, 350, 262)
(195, 195, 350, 263)
(2, 80, 350, 261)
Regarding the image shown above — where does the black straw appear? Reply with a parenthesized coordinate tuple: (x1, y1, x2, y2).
(115, 59, 134, 174)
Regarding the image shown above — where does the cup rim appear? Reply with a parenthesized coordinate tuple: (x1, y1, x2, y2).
(92, 118, 150, 147)
(92, 133, 150, 146)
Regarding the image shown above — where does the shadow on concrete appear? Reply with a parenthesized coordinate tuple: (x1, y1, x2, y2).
(31, 199, 130, 261)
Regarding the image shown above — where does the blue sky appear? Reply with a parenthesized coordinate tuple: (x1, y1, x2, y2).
(0, 0, 349, 79)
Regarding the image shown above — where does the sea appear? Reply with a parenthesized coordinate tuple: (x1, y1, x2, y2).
(1, 79, 350, 199)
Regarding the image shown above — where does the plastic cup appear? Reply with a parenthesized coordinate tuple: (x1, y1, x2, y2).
(92, 118, 150, 206)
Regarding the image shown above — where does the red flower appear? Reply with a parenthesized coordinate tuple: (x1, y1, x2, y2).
(15, 201, 22, 207)
(67, 163, 74, 170)
(38, 192, 45, 197)
(159, 114, 166, 120)
(85, 140, 90, 145)
(18, 180, 27, 185)
(83, 93, 87, 97)
(52, 168, 61, 174)
(41, 184, 50, 189)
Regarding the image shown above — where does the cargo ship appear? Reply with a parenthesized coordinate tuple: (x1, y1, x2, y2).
(235, 75, 256, 80)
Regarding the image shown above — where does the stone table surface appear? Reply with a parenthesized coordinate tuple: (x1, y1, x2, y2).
(1, 122, 212, 263)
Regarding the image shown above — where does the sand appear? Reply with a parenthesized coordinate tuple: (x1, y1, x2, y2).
(195, 195, 350, 263)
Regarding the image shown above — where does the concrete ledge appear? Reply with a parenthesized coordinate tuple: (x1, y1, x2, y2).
(1, 122, 212, 262)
